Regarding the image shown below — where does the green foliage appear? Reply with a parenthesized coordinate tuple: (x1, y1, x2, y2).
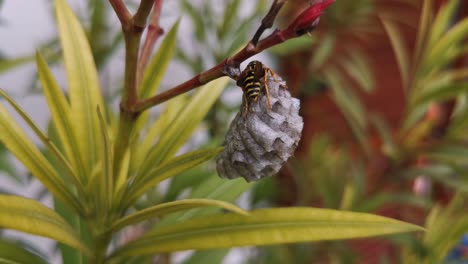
(0, 239, 47, 264)
(0, 0, 437, 263)
(110, 207, 423, 258)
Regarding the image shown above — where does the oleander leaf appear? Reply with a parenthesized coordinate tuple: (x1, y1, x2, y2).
(124, 148, 224, 208)
(112, 199, 247, 231)
(0, 102, 81, 212)
(111, 207, 424, 257)
(0, 195, 89, 255)
(55, 0, 105, 176)
(0, 239, 47, 264)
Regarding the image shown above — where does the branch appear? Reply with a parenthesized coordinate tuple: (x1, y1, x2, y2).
(251, 0, 287, 45)
(109, 0, 131, 25)
(138, 0, 164, 85)
(133, 0, 156, 27)
(132, 0, 335, 112)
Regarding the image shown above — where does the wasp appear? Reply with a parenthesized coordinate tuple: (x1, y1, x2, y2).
(236, 61, 274, 117)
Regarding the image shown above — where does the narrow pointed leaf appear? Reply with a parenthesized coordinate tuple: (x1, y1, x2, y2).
(0, 89, 82, 196)
(0, 195, 90, 255)
(140, 21, 180, 98)
(426, 18, 468, 71)
(413, 0, 433, 67)
(111, 207, 424, 257)
(132, 95, 186, 173)
(428, 0, 458, 47)
(133, 21, 180, 138)
(125, 148, 223, 206)
(382, 19, 410, 90)
(0, 240, 47, 264)
(112, 199, 247, 231)
(340, 51, 374, 92)
(55, 0, 105, 175)
(0, 103, 82, 212)
(36, 51, 85, 182)
(158, 175, 252, 227)
(138, 77, 228, 177)
(97, 107, 113, 212)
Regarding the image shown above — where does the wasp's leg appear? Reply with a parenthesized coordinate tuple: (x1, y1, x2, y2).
(242, 92, 250, 118)
(263, 70, 272, 110)
(266, 67, 280, 83)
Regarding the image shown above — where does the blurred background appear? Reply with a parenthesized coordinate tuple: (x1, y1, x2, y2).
(1, 0, 468, 263)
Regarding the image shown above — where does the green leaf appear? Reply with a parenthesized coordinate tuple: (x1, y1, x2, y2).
(0, 144, 22, 182)
(0, 239, 47, 264)
(426, 17, 468, 73)
(138, 77, 229, 177)
(325, 70, 369, 154)
(311, 34, 335, 68)
(421, 193, 468, 263)
(428, 0, 458, 48)
(36, 52, 85, 183)
(0, 89, 83, 198)
(0, 102, 82, 212)
(55, 0, 105, 176)
(218, 0, 241, 40)
(97, 107, 112, 213)
(111, 207, 424, 257)
(340, 50, 374, 92)
(181, 0, 206, 41)
(0, 55, 34, 73)
(159, 175, 252, 227)
(112, 199, 247, 231)
(0, 195, 90, 255)
(132, 94, 187, 174)
(381, 18, 410, 90)
(413, 0, 433, 69)
(140, 20, 180, 99)
(125, 148, 224, 207)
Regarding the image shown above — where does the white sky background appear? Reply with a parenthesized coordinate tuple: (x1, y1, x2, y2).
(0, 0, 269, 263)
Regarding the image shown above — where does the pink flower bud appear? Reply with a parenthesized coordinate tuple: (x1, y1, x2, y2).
(286, 0, 335, 35)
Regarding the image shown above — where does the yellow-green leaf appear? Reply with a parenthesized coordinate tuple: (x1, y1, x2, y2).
(97, 107, 113, 212)
(0, 89, 79, 189)
(426, 17, 468, 72)
(112, 199, 247, 231)
(111, 207, 424, 257)
(125, 148, 223, 207)
(55, 0, 105, 176)
(131, 95, 187, 173)
(140, 21, 180, 98)
(36, 51, 85, 183)
(0, 103, 82, 212)
(0, 239, 47, 264)
(0, 195, 90, 255)
(138, 77, 229, 178)
(133, 21, 181, 139)
(428, 0, 458, 48)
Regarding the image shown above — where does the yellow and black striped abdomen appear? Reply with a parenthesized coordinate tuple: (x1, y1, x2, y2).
(243, 71, 262, 102)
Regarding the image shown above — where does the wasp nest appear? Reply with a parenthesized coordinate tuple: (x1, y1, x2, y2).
(216, 72, 303, 182)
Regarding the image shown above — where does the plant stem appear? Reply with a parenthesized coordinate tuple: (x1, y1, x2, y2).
(133, 29, 294, 112)
(109, 0, 131, 24)
(138, 0, 164, 85)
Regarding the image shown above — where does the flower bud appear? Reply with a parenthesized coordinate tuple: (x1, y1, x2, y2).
(286, 0, 335, 35)
(216, 71, 303, 182)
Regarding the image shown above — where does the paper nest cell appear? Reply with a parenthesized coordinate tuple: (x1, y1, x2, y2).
(216, 72, 303, 182)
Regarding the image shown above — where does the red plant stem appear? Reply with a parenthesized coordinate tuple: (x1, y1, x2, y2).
(138, 0, 164, 86)
(133, 29, 295, 112)
(109, 0, 131, 24)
